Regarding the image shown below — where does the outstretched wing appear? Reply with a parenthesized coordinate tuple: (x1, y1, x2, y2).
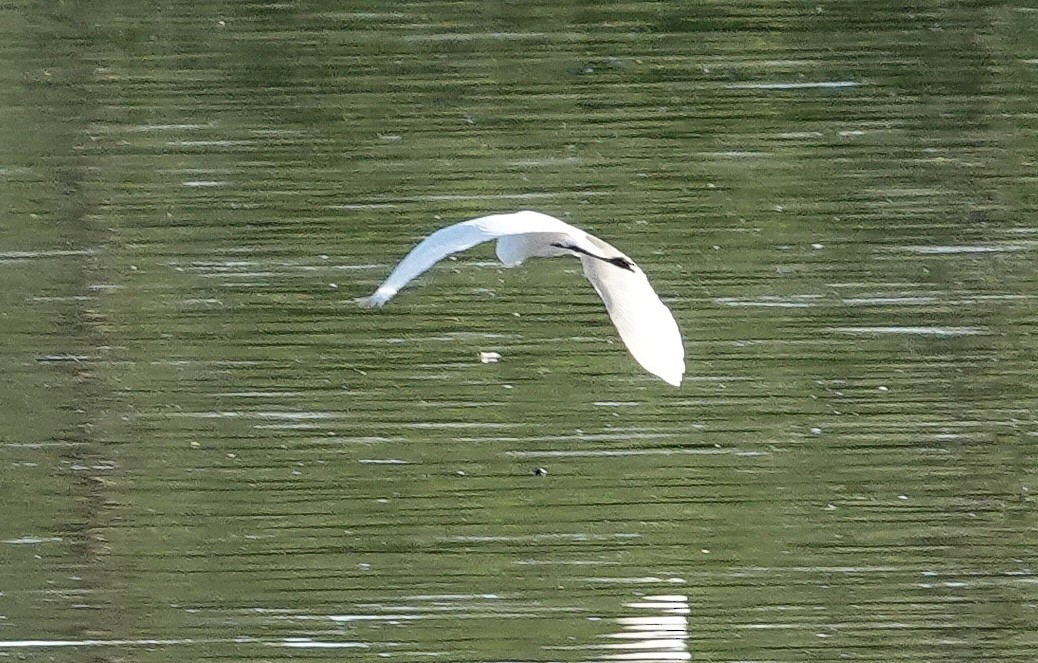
(578, 239, 685, 386)
(357, 221, 494, 307)
(357, 211, 583, 307)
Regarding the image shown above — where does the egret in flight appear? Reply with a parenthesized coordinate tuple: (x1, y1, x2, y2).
(357, 210, 684, 386)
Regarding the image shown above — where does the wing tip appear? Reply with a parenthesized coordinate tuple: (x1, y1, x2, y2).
(659, 369, 684, 387)
(354, 289, 394, 308)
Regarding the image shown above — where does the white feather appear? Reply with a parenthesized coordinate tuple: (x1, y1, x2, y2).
(357, 210, 685, 386)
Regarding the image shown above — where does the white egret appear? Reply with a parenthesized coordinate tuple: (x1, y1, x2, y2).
(356, 210, 684, 386)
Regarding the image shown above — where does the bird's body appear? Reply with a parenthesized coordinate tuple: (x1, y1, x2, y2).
(357, 210, 684, 386)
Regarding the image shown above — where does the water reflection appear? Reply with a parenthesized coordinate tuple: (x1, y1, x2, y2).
(597, 594, 690, 662)
(0, 591, 691, 659)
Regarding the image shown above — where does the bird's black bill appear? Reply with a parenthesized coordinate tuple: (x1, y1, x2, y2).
(551, 242, 635, 272)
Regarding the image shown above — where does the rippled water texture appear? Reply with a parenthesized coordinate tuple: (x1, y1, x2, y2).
(1, 2, 1036, 661)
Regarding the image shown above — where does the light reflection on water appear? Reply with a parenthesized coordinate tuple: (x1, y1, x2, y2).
(0, 592, 691, 661)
